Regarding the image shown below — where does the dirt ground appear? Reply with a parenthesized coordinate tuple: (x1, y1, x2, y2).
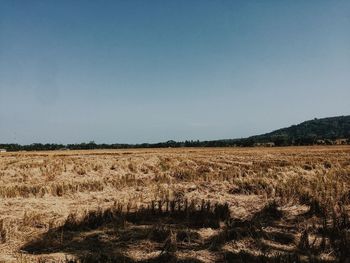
(0, 146, 349, 262)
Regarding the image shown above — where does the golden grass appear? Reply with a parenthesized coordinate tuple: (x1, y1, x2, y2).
(0, 146, 349, 262)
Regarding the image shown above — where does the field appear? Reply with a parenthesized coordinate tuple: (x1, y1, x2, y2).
(0, 146, 349, 262)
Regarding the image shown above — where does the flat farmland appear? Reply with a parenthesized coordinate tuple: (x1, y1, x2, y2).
(0, 146, 349, 262)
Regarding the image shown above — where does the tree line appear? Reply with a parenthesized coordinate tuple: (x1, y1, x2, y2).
(1, 137, 349, 152)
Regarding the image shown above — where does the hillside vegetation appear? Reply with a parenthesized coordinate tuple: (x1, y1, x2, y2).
(247, 115, 350, 146)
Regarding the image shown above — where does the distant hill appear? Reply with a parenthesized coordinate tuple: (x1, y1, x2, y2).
(246, 115, 350, 146)
(1, 115, 349, 151)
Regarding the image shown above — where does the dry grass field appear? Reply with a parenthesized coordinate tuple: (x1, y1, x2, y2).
(0, 146, 349, 262)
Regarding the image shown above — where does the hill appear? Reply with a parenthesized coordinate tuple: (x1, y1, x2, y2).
(245, 115, 350, 146)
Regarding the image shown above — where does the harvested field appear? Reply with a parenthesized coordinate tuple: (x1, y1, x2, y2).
(0, 146, 349, 262)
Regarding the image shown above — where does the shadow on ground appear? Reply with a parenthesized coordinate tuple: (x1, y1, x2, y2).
(21, 200, 347, 262)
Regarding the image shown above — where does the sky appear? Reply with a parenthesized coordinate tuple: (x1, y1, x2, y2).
(0, 0, 349, 144)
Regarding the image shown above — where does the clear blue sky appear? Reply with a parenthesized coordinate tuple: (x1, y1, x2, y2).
(0, 0, 349, 144)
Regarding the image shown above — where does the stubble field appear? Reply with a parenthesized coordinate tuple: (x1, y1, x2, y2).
(0, 146, 349, 262)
